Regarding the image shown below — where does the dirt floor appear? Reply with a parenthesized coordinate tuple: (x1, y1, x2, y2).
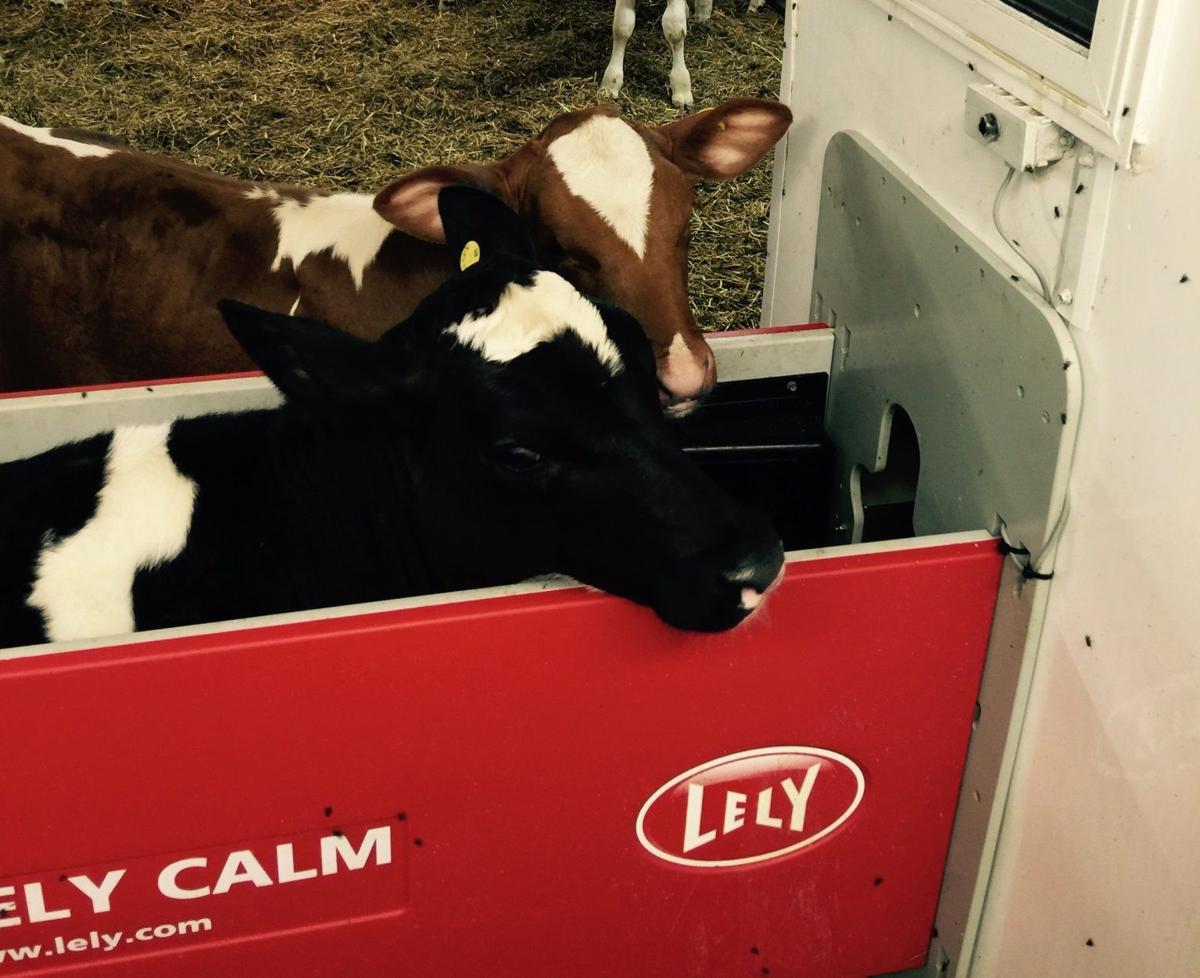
(1, 0, 786, 332)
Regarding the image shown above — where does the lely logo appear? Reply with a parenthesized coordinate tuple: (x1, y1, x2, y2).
(636, 747, 865, 868)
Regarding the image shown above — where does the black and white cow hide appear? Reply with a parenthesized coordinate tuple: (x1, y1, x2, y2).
(0, 187, 783, 649)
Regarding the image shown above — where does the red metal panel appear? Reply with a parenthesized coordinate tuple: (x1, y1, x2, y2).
(710, 322, 831, 337)
(0, 539, 1001, 978)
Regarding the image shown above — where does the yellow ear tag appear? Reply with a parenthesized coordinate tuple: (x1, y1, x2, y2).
(459, 240, 481, 271)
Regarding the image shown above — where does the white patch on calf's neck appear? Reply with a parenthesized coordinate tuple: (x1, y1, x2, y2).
(449, 271, 622, 373)
(0, 116, 114, 159)
(546, 115, 653, 258)
(28, 425, 197, 643)
(246, 188, 394, 290)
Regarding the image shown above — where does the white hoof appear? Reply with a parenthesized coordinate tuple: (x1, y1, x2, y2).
(600, 68, 624, 99)
(746, 0, 767, 11)
(669, 68, 694, 108)
(695, 0, 714, 22)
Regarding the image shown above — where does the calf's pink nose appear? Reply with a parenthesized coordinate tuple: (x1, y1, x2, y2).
(657, 334, 716, 408)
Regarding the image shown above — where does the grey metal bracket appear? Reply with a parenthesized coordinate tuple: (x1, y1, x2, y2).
(813, 131, 1081, 566)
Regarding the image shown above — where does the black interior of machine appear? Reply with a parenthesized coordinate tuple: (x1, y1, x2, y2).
(676, 373, 834, 551)
(677, 373, 920, 550)
(1001, 0, 1097, 46)
(857, 406, 920, 544)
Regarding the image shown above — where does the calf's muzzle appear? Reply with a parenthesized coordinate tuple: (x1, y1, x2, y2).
(650, 511, 785, 633)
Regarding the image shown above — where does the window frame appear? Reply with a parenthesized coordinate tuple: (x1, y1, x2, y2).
(1001, 0, 1099, 47)
(868, 0, 1160, 159)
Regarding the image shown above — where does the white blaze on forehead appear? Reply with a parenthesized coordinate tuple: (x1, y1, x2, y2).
(245, 188, 394, 290)
(449, 271, 622, 373)
(28, 425, 197, 643)
(0, 116, 114, 159)
(546, 115, 654, 258)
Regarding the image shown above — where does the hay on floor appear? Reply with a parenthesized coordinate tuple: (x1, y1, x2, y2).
(1, 0, 786, 332)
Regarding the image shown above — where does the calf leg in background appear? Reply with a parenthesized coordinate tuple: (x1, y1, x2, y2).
(662, 0, 693, 108)
(601, 0, 637, 99)
(747, 0, 767, 12)
(695, 0, 714, 21)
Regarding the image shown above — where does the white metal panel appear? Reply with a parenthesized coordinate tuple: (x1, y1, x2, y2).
(859, 0, 1161, 160)
(813, 132, 1080, 561)
(708, 326, 832, 381)
(968, 2, 1200, 971)
(0, 332, 834, 465)
(766, 0, 1200, 975)
(763, 1, 1102, 332)
(0, 377, 282, 464)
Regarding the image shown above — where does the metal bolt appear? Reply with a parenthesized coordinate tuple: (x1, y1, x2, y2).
(1057, 289, 1074, 305)
(977, 113, 1000, 143)
(786, 380, 798, 392)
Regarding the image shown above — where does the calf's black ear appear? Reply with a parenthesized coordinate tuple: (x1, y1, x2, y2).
(217, 300, 396, 406)
(437, 184, 537, 270)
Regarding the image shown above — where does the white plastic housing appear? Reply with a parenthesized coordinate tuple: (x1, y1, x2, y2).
(964, 83, 1068, 170)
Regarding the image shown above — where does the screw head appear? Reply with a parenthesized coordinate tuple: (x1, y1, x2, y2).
(1057, 289, 1074, 304)
(977, 113, 1000, 142)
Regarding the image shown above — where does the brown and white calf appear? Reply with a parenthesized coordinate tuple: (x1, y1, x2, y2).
(0, 98, 790, 408)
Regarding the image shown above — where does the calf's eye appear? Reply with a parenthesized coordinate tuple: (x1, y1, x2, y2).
(563, 250, 600, 274)
(544, 237, 599, 274)
(494, 442, 546, 475)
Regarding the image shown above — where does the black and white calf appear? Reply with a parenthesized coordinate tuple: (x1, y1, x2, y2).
(0, 187, 783, 648)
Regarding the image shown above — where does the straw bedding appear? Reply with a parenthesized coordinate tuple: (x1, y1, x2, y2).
(1, 0, 785, 332)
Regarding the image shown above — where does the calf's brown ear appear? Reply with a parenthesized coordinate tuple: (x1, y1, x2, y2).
(374, 164, 508, 242)
(656, 97, 792, 181)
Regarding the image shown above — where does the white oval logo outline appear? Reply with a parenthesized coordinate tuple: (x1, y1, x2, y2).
(635, 746, 866, 868)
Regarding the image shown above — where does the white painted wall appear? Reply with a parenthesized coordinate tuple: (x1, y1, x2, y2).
(764, 2, 1200, 976)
